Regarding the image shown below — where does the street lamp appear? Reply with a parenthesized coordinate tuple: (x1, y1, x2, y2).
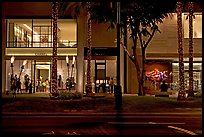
(115, 2, 122, 110)
(10, 56, 15, 79)
(66, 56, 70, 79)
(70, 56, 75, 79)
(19, 60, 27, 79)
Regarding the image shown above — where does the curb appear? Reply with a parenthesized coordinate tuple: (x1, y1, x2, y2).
(2, 111, 202, 116)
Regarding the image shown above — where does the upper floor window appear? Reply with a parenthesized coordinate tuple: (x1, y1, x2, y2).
(183, 13, 202, 38)
(7, 19, 77, 47)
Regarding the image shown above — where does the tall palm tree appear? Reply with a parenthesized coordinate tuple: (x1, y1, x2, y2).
(176, 2, 186, 101)
(51, 2, 58, 93)
(86, 2, 92, 94)
(187, 2, 194, 98)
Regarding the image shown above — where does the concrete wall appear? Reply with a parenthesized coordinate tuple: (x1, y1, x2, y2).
(146, 13, 202, 55)
(91, 23, 116, 47)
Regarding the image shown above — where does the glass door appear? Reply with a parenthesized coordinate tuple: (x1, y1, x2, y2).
(95, 60, 106, 93)
(34, 61, 51, 93)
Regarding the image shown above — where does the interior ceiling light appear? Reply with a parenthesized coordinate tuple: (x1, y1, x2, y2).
(23, 24, 38, 34)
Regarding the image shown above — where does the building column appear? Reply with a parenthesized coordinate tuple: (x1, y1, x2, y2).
(2, 2, 6, 94)
(76, 42, 84, 93)
(76, 11, 86, 93)
(120, 39, 124, 94)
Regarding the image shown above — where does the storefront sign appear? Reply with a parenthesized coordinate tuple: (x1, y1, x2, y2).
(35, 53, 47, 56)
(84, 47, 118, 56)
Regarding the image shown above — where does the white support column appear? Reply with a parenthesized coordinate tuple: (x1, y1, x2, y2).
(76, 11, 86, 93)
(120, 41, 124, 94)
(76, 43, 84, 93)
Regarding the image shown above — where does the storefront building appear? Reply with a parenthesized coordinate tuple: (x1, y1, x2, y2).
(2, 2, 202, 94)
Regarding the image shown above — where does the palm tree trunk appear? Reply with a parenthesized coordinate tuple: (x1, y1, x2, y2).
(51, 2, 58, 93)
(176, 2, 186, 100)
(188, 2, 194, 98)
(86, 2, 92, 94)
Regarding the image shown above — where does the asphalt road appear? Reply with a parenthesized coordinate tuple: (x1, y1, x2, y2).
(1, 112, 202, 135)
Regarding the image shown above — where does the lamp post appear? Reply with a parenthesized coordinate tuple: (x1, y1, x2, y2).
(10, 56, 15, 80)
(19, 60, 27, 79)
(115, 2, 122, 110)
(70, 56, 75, 79)
(66, 56, 70, 79)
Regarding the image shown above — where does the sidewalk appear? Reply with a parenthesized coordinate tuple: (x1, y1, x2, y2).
(2, 92, 202, 114)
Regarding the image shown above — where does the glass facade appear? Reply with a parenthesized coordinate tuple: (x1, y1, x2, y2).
(172, 61, 202, 91)
(7, 19, 77, 47)
(84, 59, 117, 93)
(5, 19, 77, 92)
(6, 58, 77, 92)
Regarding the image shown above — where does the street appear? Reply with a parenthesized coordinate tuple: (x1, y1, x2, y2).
(1, 112, 202, 135)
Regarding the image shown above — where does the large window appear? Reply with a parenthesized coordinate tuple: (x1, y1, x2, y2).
(84, 59, 117, 93)
(183, 13, 202, 38)
(7, 19, 77, 47)
(172, 61, 202, 91)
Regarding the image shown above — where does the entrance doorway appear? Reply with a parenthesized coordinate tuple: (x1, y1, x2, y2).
(95, 60, 107, 93)
(34, 62, 51, 92)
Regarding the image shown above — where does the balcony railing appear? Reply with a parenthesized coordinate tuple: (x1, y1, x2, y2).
(7, 41, 77, 48)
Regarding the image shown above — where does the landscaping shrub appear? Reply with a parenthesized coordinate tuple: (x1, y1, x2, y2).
(58, 90, 82, 100)
(73, 91, 83, 99)
(58, 90, 68, 100)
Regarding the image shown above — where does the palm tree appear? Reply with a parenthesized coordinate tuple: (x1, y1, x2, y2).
(51, 2, 58, 93)
(86, 2, 92, 94)
(187, 2, 194, 98)
(176, 2, 186, 101)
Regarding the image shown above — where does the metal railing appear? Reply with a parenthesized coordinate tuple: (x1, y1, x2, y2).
(7, 41, 77, 48)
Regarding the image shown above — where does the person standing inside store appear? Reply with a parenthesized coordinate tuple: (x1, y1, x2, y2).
(160, 81, 168, 92)
(36, 79, 40, 92)
(25, 78, 29, 93)
(109, 78, 114, 93)
(58, 75, 62, 88)
(14, 74, 18, 82)
(11, 78, 17, 99)
(16, 78, 21, 94)
(29, 80, 33, 94)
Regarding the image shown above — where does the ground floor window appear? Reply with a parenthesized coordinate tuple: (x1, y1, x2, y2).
(84, 59, 117, 93)
(144, 59, 202, 93)
(172, 62, 202, 91)
(5, 58, 77, 93)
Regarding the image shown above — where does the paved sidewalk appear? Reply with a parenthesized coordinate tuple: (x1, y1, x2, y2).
(2, 92, 202, 114)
